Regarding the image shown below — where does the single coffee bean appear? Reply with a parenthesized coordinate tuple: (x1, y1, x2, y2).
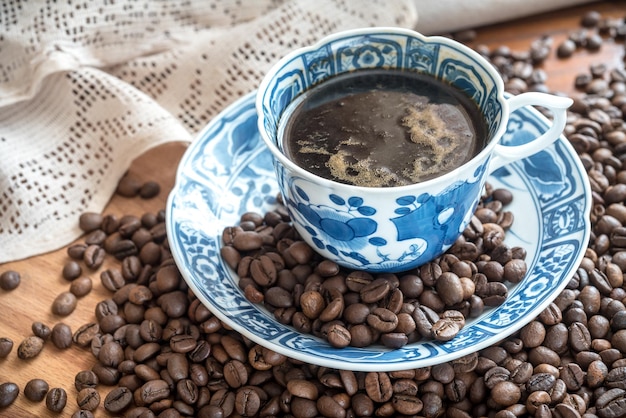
(139, 379, 170, 404)
(235, 387, 261, 416)
(0, 382, 19, 408)
(98, 340, 125, 368)
(46, 387, 67, 413)
(70, 276, 93, 297)
(596, 388, 626, 418)
(365, 372, 393, 403)
(176, 379, 199, 405)
(76, 387, 100, 411)
(327, 323, 352, 348)
(360, 278, 391, 303)
(51, 323, 73, 349)
(104, 386, 133, 413)
(317, 395, 346, 417)
(0, 338, 13, 358)
(17, 335, 44, 359)
(74, 370, 99, 392)
(431, 318, 460, 342)
(367, 307, 398, 333)
(31, 321, 52, 340)
(139, 181, 161, 199)
(67, 243, 88, 259)
(92, 363, 120, 386)
(116, 174, 141, 197)
(100, 268, 126, 292)
(83, 244, 106, 270)
(79, 212, 103, 232)
(62, 260, 82, 281)
(0, 270, 20, 290)
(51, 291, 78, 316)
(24, 378, 49, 402)
(110, 239, 138, 260)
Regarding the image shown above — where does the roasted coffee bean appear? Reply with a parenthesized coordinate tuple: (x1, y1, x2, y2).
(76, 387, 100, 411)
(83, 226, 107, 246)
(0, 338, 13, 358)
(367, 307, 398, 333)
(98, 341, 125, 367)
(62, 260, 82, 281)
(83, 244, 106, 270)
(139, 379, 171, 404)
(17, 335, 44, 359)
(24, 378, 49, 402)
(70, 276, 93, 297)
(104, 386, 133, 413)
(51, 323, 73, 349)
(31, 321, 51, 341)
(365, 372, 393, 403)
(116, 174, 141, 197)
(67, 243, 88, 259)
(0, 270, 20, 291)
(109, 239, 138, 260)
(100, 268, 126, 292)
(0, 382, 19, 408)
(139, 180, 161, 199)
(596, 388, 626, 418)
(46, 387, 67, 413)
(75, 370, 99, 392)
(327, 323, 352, 348)
(432, 318, 460, 342)
(79, 212, 103, 232)
(51, 291, 78, 316)
(234, 387, 261, 416)
(92, 363, 120, 386)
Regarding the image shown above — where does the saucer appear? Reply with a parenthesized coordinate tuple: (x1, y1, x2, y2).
(166, 91, 591, 372)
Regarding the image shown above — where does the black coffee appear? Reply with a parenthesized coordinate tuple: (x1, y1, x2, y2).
(279, 69, 488, 187)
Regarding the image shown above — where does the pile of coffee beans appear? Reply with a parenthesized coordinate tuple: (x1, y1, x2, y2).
(221, 186, 525, 348)
(2, 7, 626, 418)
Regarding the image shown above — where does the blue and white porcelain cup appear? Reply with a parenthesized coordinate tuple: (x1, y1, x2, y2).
(256, 27, 572, 273)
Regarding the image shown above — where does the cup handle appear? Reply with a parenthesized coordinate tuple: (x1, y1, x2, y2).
(488, 92, 573, 172)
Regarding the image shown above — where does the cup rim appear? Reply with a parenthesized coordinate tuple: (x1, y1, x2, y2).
(255, 26, 509, 193)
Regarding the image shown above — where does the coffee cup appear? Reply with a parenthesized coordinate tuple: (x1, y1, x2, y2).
(256, 27, 572, 273)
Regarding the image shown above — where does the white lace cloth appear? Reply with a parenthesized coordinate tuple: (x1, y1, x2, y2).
(0, 0, 593, 263)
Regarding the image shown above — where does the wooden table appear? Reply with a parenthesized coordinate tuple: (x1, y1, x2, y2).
(1, 2, 624, 416)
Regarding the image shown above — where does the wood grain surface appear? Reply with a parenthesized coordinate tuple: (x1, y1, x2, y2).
(1, 2, 625, 417)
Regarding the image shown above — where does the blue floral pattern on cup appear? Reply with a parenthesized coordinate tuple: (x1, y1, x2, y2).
(281, 163, 488, 271)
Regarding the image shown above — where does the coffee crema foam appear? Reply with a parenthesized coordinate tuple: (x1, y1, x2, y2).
(280, 69, 487, 187)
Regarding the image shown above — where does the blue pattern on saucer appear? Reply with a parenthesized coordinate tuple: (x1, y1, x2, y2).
(166, 92, 591, 371)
